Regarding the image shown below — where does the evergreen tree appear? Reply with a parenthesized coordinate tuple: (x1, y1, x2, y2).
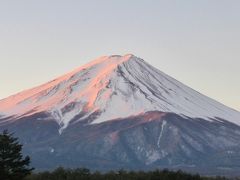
(0, 130, 34, 180)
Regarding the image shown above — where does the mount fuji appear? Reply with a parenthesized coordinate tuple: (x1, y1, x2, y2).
(0, 54, 240, 175)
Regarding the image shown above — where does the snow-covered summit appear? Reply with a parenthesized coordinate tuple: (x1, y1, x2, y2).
(0, 54, 239, 131)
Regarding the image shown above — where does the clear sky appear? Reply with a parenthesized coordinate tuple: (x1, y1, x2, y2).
(0, 0, 239, 111)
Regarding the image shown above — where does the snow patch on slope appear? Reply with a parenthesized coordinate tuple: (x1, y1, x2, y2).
(157, 120, 167, 148)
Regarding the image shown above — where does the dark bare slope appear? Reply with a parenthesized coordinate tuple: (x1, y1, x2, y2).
(1, 111, 240, 176)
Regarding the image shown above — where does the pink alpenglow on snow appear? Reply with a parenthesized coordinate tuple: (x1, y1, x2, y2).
(0, 54, 240, 133)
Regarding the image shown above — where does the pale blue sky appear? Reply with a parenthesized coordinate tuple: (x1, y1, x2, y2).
(0, 0, 239, 111)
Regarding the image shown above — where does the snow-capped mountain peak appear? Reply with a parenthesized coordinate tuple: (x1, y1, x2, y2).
(0, 54, 239, 132)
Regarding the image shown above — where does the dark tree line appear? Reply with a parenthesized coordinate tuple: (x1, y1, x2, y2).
(25, 167, 228, 180)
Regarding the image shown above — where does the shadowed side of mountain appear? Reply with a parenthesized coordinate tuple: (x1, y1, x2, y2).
(1, 111, 240, 176)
